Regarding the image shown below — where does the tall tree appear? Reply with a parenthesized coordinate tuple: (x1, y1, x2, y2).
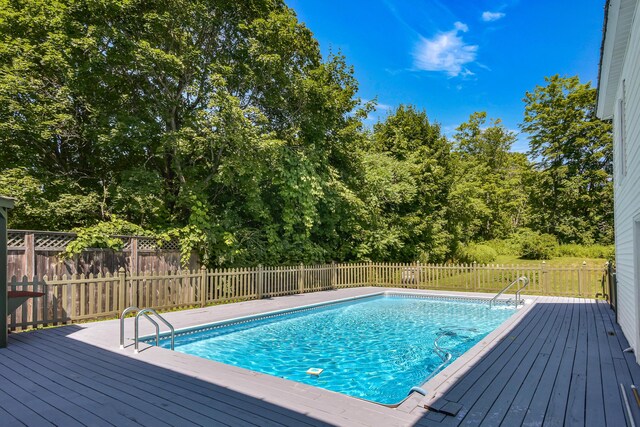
(521, 75, 613, 244)
(372, 105, 454, 262)
(0, 0, 368, 265)
(451, 112, 529, 242)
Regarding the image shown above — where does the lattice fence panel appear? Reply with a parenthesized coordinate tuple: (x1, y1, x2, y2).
(161, 239, 180, 251)
(34, 233, 76, 250)
(7, 231, 25, 249)
(137, 237, 159, 251)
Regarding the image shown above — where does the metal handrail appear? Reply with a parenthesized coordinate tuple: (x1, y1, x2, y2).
(120, 306, 163, 350)
(120, 306, 140, 349)
(489, 276, 529, 308)
(134, 308, 175, 353)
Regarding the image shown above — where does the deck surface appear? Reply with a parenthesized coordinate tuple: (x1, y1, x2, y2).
(1, 288, 639, 426)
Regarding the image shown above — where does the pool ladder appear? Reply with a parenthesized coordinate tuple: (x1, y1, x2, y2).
(489, 276, 529, 308)
(120, 306, 175, 353)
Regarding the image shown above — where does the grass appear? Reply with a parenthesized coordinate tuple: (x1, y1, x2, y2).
(494, 255, 609, 267)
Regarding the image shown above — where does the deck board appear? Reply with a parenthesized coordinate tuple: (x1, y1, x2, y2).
(0, 288, 638, 426)
(18, 331, 325, 427)
(584, 300, 606, 427)
(9, 333, 266, 427)
(454, 298, 565, 426)
(563, 298, 588, 426)
(480, 299, 569, 426)
(440, 298, 553, 405)
(498, 300, 572, 426)
(593, 300, 631, 426)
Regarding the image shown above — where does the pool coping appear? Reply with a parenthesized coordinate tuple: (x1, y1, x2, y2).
(137, 288, 532, 409)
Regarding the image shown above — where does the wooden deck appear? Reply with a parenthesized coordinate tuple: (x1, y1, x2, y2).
(1, 289, 639, 426)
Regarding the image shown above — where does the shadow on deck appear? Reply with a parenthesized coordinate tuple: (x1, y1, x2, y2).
(1, 325, 337, 427)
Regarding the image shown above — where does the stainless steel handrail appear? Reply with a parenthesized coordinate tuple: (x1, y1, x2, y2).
(120, 306, 140, 349)
(120, 306, 164, 350)
(489, 276, 529, 308)
(134, 308, 175, 353)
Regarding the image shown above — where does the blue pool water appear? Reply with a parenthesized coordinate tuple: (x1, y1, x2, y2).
(156, 294, 516, 404)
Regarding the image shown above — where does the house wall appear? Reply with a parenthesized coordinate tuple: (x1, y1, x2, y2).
(612, 0, 640, 361)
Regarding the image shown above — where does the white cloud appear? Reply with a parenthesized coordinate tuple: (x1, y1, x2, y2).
(481, 11, 506, 22)
(412, 22, 478, 77)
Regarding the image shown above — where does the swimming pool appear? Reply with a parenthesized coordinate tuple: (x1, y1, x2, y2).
(152, 293, 517, 405)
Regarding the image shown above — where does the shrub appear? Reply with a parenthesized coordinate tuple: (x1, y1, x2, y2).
(556, 244, 615, 259)
(456, 243, 498, 264)
(519, 232, 558, 260)
(485, 239, 520, 256)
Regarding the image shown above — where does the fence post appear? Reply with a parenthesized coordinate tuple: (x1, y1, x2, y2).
(472, 261, 478, 292)
(541, 261, 548, 294)
(331, 262, 337, 290)
(578, 261, 585, 297)
(131, 268, 139, 308)
(118, 267, 126, 312)
(130, 237, 139, 276)
(298, 263, 305, 294)
(416, 261, 421, 289)
(368, 261, 373, 286)
(257, 264, 264, 299)
(24, 232, 35, 280)
(200, 266, 207, 307)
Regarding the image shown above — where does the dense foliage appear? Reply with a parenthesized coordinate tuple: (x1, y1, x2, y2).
(0, 1, 614, 265)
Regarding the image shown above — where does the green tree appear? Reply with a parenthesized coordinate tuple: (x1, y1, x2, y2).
(372, 105, 454, 262)
(521, 75, 613, 244)
(0, 0, 369, 266)
(451, 112, 529, 242)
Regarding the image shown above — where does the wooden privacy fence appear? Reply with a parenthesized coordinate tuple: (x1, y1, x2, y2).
(6, 229, 199, 280)
(8, 261, 610, 330)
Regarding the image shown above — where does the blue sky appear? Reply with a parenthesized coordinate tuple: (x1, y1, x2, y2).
(285, 0, 605, 152)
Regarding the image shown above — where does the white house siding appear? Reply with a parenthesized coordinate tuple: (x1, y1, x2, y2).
(611, 0, 640, 361)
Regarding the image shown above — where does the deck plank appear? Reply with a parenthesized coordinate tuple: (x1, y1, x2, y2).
(22, 331, 330, 427)
(458, 299, 565, 426)
(0, 367, 88, 427)
(9, 333, 269, 427)
(479, 299, 570, 426)
(592, 300, 630, 426)
(596, 300, 640, 424)
(584, 300, 606, 427)
(3, 341, 175, 427)
(538, 298, 580, 426)
(510, 298, 576, 426)
(0, 353, 139, 427)
(436, 299, 558, 426)
(441, 299, 553, 405)
(0, 387, 55, 427)
(563, 299, 589, 426)
(499, 299, 574, 427)
(0, 405, 23, 427)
